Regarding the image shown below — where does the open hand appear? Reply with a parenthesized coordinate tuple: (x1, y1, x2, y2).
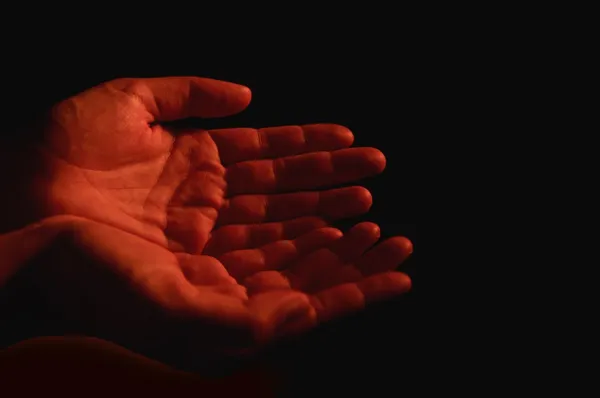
(11, 77, 384, 257)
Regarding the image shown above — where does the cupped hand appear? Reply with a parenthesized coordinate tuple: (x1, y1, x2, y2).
(13, 76, 384, 258)
(1, 216, 411, 371)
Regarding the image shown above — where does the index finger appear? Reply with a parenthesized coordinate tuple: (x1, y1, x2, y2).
(209, 124, 354, 165)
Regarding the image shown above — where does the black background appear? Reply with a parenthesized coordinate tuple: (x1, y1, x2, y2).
(4, 55, 418, 395)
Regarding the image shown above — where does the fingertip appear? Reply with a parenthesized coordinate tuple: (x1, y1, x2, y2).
(352, 186, 373, 212)
(303, 124, 354, 149)
(396, 272, 412, 292)
(320, 227, 343, 239)
(364, 148, 387, 173)
(391, 236, 414, 256)
(237, 84, 252, 105)
(304, 226, 343, 240)
(350, 221, 381, 239)
(296, 227, 342, 253)
(336, 125, 355, 147)
(196, 77, 252, 117)
(376, 271, 412, 294)
(225, 81, 252, 111)
(207, 283, 249, 300)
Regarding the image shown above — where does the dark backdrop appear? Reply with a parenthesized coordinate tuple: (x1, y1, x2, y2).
(5, 58, 418, 395)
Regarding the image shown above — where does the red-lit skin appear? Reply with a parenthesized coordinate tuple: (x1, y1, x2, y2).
(0, 77, 412, 358)
(0, 336, 274, 396)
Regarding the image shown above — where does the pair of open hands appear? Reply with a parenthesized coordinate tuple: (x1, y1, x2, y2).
(0, 77, 412, 366)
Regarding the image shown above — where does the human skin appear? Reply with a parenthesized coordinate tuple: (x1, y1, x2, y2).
(0, 76, 412, 368)
(0, 336, 275, 396)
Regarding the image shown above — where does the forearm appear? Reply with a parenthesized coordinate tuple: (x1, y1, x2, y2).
(0, 140, 46, 234)
(0, 216, 84, 346)
(0, 216, 81, 286)
(1, 336, 275, 396)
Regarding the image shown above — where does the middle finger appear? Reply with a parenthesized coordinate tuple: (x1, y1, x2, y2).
(225, 148, 385, 195)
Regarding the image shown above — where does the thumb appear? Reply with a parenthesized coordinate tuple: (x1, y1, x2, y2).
(111, 76, 252, 121)
(249, 291, 317, 343)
